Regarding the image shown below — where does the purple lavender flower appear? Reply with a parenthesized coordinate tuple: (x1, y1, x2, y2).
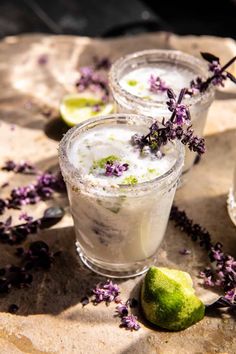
(171, 205, 236, 303)
(149, 75, 168, 93)
(76, 66, 110, 99)
(167, 89, 190, 126)
(185, 77, 204, 96)
(92, 280, 120, 304)
(2, 160, 36, 175)
(131, 88, 205, 156)
(120, 314, 140, 331)
(0, 171, 65, 214)
(224, 288, 236, 303)
(19, 212, 33, 222)
(38, 54, 48, 66)
(186, 52, 236, 94)
(175, 103, 191, 125)
(116, 303, 129, 316)
(208, 61, 227, 87)
(92, 104, 101, 112)
(94, 57, 111, 70)
(105, 161, 129, 177)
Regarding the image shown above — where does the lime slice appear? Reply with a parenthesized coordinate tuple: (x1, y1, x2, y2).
(60, 94, 114, 126)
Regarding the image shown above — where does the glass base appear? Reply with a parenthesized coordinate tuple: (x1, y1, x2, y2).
(227, 188, 236, 227)
(76, 242, 158, 278)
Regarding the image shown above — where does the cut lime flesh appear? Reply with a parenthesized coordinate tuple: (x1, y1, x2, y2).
(60, 94, 114, 126)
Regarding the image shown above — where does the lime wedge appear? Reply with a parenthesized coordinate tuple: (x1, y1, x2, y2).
(141, 266, 205, 331)
(60, 94, 114, 126)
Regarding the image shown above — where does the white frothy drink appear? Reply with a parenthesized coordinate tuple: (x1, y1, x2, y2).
(120, 65, 194, 101)
(59, 115, 184, 278)
(69, 125, 178, 185)
(109, 50, 214, 172)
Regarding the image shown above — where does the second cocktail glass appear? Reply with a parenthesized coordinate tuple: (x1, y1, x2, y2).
(109, 49, 215, 171)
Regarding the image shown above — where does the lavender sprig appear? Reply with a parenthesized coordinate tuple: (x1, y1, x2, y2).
(0, 207, 64, 245)
(0, 172, 65, 214)
(131, 88, 205, 156)
(170, 205, 236, 308)
(187, 52, 236, 95)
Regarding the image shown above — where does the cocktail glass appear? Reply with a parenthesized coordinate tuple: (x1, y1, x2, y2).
(109, 50, 215, 172)
(59, 114, 184, 278)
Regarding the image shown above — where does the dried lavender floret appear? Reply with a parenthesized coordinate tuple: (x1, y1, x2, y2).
(105, 161, 129, 177)
(92, 280, 120, 304)
(120, 314, 140, 331)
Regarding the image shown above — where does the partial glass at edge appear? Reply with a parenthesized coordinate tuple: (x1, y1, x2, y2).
(227, 166, 236, 227)
(109, 50, 215, 172)
(58, 114, 185, 278)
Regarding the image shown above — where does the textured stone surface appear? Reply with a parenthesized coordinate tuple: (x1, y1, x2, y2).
(0, 33, 236, 353)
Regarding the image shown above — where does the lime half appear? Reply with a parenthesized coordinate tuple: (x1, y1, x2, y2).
(60, 94, 114, 126)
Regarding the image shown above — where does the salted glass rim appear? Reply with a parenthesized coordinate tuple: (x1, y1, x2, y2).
(58, 114, 185, 196)
(109, 49, 215, 109)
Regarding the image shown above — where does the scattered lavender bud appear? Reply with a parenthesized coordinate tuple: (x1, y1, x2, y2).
(116, 303, 129, 316)
(179, 248, 191, 255)
(38, 54, 49, 66)
(81, 296, 89, 307)
(19, 212, 33, 222)
(120, 314, 140, 331)
(92, 280, 120, 304)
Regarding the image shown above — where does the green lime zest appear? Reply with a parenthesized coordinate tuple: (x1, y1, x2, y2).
(122, 175, 138, 185)
(92, 155, 121, 169)
(127, 79, 138, 86)
(147, 168, 156, 174)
